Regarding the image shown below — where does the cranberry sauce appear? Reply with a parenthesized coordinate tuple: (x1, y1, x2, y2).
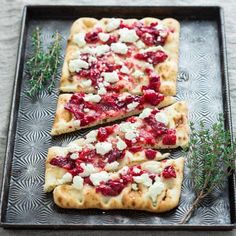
(97, 126, 114, 142)
(120, 21, 169, 46)
(85, 28, 102, 43)
(50, 149, 104, 176)
(145, 149, 157, 160)
(105, 149, 125, 163)
(142, 70, 161, 92)
(96, 179, 126, 196)
(134, 50, 168, 65)
(64, 90, 165, 127)
(162, 165, 176, 178)
(142, 111, 177, 146)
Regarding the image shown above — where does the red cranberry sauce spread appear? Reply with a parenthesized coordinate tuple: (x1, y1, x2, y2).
(120, 21, 169, 46)
(134, 50, 168, 65)
(64, 90, 164, 126)
(73, 20, 169, 93)
(50, 146, 176, 196)
(141, 110, 177, 146)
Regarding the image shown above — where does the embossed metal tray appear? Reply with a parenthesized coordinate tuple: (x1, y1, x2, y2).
(0, 5, 235, 230)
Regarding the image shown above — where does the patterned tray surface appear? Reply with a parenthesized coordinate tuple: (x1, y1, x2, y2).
(4, 18, 230, 225)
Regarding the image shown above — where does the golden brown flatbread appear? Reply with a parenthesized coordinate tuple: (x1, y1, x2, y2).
(60, 17, 180, 96)
(51, 91, 175, 136)
(52, 157, 184, 213)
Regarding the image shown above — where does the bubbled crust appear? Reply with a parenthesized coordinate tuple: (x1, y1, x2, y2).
(53, 157, 184, 213)
(50, 93, 176, 136)
(59, 17, 180, 96)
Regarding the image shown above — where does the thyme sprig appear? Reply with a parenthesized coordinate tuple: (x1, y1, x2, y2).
(26, 27, 62, 97)
(181, 116, 236, 224)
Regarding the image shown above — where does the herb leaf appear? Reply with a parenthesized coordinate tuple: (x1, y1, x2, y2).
(181, 115, 236, 223)
(26, 27, 62, 97)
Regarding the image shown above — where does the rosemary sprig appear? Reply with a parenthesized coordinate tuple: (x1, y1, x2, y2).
(181, 116, 236, 224)
(26, 27, 62, 97)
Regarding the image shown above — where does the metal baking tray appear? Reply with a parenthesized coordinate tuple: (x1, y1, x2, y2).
(0, 5, 235, 230)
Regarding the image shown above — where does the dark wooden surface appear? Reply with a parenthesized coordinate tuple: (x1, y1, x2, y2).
(0, 0, 235, 235)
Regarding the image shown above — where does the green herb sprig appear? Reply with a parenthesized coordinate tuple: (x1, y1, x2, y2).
(181, 116, 236, 224)
(26, 27, 62, 97)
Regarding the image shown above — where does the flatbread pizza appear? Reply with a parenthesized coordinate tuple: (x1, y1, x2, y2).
(60, 17, 180, 96)
(51, 90, 175, 136)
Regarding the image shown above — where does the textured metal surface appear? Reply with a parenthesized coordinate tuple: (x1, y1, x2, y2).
(0, 6, 234, 229)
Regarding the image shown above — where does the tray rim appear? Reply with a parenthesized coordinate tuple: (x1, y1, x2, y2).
(0, 4, 235, 230)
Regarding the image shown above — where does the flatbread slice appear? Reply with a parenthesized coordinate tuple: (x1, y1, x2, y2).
(60, 17, 180, 96)
(44, 145, 170, 192)
(61, 101, 189, 150)
(52, 157, 184, 213)
(51, 90, 175, 136)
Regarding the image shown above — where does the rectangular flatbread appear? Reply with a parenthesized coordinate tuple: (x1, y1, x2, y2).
(53, 101, 189, 149)
(52, 157, 184, 213)
(60, 17, 180, 96)
(44, 144, 170, 192)
(51, 91, 175, 136)
(45, 101, 189, 193)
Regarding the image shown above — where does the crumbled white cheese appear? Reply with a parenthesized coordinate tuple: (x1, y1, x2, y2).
(141, 46, 165, 54)
(155, 23, 165, 30)
(72, 176, 84, 190)
(105, 161, 120, 171)
(131, 183, 138, 191)
(116, 137, 127, 151)
(102, 71, 119, 83)
(84, 94, 101, 103)
(125, 131, 138, 141)
(97, 84, 107, 95)
(155, 112, 169, 125)
(98, 32, 110, 42)
(58, 173, 73, 185)
(88, 56, 97, 63)
(133, 173, 152, 187)
(135, 60, 154, 70)
(142, 161, 162, 174)
(66, 144, 82, 153)
(83, 108, 90, 113)
(111, 42, 128, 54)
(119, 28, 139, 43)
(85, 130, 98, 143)
(118, 166, 129, 175)
(148, 180, 165, 202)
(124, 151, 135, 162)
(80, 46, 95, 55)
(90, 171, 110, 186)
(139, 108, 153, 119)
(73, 33, 86, 47)
(80, 79, 92, 88)
(73, 120, 81, 127)
(119, 121, 141, 133)
(127, 101, 139, 112)
(86, 143, 95, 150)
(106, 18, 120, 32)
(80, 163, 97, 177)
(68, 59, 89, 73)
(133, 167, 141, 174)
(136, 40, 146, 49)
(118, 93, 129, 101)
(120, 65, 130, 74)
(132, 70, 144, 79)
(70, 153, 79, 160)
(95, 142, 112, 155)
(94, 45, 110, 56)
